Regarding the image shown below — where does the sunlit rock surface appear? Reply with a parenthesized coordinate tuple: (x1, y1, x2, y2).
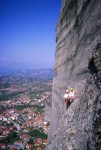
(46, 0, 101, 149)
(44, 95, 52, 122)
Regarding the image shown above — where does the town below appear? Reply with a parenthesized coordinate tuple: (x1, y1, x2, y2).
(0, 69, 53, 150)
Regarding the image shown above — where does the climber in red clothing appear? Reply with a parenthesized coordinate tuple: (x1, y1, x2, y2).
(64, 88, 80, 110)
(63, 89, 71, 110)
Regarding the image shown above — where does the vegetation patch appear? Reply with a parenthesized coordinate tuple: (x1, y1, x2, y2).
(28, 129, 48, 139)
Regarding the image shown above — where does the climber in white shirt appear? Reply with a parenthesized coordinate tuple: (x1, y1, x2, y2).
(69, 87, 80, 103)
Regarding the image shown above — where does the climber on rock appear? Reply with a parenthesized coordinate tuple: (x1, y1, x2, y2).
(69, 87, 80, 103)
(63, 89, 71, 110)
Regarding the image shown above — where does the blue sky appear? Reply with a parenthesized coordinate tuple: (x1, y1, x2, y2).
(0, 0, 61, 70)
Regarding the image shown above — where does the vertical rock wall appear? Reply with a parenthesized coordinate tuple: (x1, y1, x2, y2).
(44, 95, 52, 122)
(47, 0, 101, 149)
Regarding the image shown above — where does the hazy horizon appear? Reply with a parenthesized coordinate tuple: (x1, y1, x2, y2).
(0, 0, 61, 70)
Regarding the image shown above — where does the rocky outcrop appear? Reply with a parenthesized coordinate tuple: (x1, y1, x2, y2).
(47, 0, 101, 149)
(44, 94, 52, 122)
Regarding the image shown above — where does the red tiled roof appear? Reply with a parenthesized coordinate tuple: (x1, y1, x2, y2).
(21, 133, 29, 139)
(0, 143, 6, 148)
(37, 147, 42, 150)
(43, 139, 47, 145)
(0, 143, 6, 146)
(34, 139, 41, 146)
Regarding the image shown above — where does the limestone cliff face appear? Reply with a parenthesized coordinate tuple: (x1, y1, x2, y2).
(47, 0, 101, 149)
(44, 94, 52, 122)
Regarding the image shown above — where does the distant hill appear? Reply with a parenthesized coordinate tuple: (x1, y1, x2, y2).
(0, 59, 53, 75)
(0, 68, 53, 77)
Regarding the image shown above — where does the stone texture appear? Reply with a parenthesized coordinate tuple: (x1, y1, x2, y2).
(46, 0, 101, 149)
(44, 94, 52, 122)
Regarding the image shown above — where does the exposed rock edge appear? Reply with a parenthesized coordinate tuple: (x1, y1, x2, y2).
(46, 0, 101, 149)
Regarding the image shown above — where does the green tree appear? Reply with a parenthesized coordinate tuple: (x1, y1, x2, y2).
(28, 129, 48, 139)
